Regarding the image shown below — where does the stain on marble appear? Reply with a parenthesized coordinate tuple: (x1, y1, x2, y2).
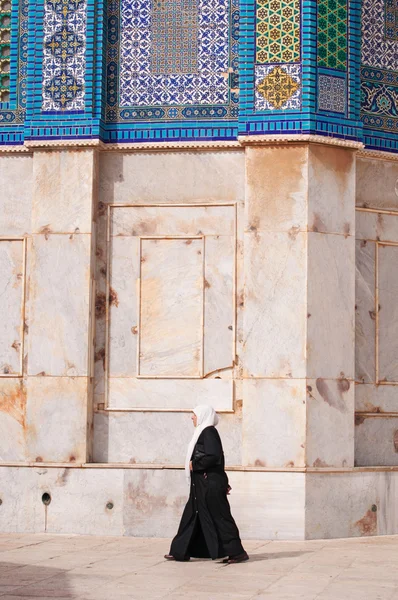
(355, 507, 377, 536)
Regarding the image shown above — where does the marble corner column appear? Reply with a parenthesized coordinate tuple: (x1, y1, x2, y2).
(25, 149, 98, 463)
(241, 142, 356, 470)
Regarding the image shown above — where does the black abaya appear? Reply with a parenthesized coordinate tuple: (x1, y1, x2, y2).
(169, 426, 245, 560)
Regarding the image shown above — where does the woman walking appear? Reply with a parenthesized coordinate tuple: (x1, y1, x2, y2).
(165, 405, 249, 564)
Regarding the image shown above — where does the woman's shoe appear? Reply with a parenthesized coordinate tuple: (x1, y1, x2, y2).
(227, 552, 249, 564)
(164, 554, 190, 561)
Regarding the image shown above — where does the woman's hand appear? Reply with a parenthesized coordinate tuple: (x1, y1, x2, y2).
(227, 485, 232, 495)
(189, 461, 193, 471)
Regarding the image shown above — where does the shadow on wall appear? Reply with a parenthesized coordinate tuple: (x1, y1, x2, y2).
(0, 562, 73, 596)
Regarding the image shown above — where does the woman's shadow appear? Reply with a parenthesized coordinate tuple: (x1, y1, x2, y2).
(219, 550, 313, 565)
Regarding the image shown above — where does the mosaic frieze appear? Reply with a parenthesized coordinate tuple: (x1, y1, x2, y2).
(317, 0, 347, 71)
(256, 0, 300, 64)
(361, 66, 398, 132)
(0, 0, 10, 102)
(42, 0, 87, 111)
(318, 74, 346, 113)
(255, 64, 301, 110)
(106, 0, 239, 122)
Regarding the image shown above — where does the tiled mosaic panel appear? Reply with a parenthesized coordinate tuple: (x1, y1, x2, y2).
(42, 0, 87, 111)
(107, 0, 239, 122)
(318, 0, 347, 71)
(255, 64, 301, 110)
(0, 0, 11, 102)
(362, 0, 398, 69)
(256, 0, 300, 64)
(318, 74, 346, 113)
(361, 66, 398, 133)
(385, 0, 398, 41)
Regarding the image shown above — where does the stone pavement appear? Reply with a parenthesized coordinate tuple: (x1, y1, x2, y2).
(0, 533, 398, 600)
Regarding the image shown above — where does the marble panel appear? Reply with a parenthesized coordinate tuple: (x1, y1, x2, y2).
(25, 377, 89, 463)
(107, 378, 233, 410)
(99, 151, 245, 205)
(0, 467, 37, 532)
(0, 240, 24, 375)
(93, 411, 241, 465)
(245, 146, 308, 233)
(378, 244, 398, 382)
(242, 379, 306, 468)
(355, 416, 398, 466)
(204, 235, 235, 375)
(32, 151, 94, 234)
(111, 205, 235, 237)
(306, 378, 354, 468)
(242, 231, 307, 378)
(356, 210, 398, 242)
(139, 238, 203, 377)
(108, 236, 139, 377)
(229, 471, 305, 540)
(308, 145, 355, 236)
(355, 240, 376, 383)
(27, 235, 91, 377)
(307, 233, 355, 380)
(306, 471, 398, 539)
(0, 155, 32, 237)
(356, 158, 398, 211)
(0, 380, 26, 462)
(356, 383, 398, 413)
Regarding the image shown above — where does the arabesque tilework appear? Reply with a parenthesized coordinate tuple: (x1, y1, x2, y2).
(317, 0, 348, 71)
(0, 0, 11, 102)
(318, 74, 346, 113)
(256, 0, 300, 64)
(255, 64, 301, 110)
(42, 0, 87, 111)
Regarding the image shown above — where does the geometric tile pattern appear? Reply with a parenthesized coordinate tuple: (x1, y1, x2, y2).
(42, 0, 87, 111)
(318, 74, 346, 113)
(107, 0, 239, 122)
(0, 0, 10, 102)
(256, 0, 300, 64)
(317, 0, 348, 71)
(362, 0, 398, 69)
(385, 0, 398, 41)
(361, 66, 398, 133)
(255, 64, 301, 110)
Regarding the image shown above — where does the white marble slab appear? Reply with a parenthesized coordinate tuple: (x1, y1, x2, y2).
(242, 379, 306, 468)
(99, 151, 245, 205)
(307, 232, 355, 380)
(139, 238, 203, 377)
(0, 240, 24, 375)
(245, 145, 308, 233)
(355, 240, 376, 383)
(355, 416, 398, 466)
(0, 379, 26, 462)
(355, 383, 398, 413)
(0, 466, 37, 532)
(27, 235, 91, 377)
(0, 155, 32, 236)
(242, 231, 307, 378)
(107, 378, 233, 410)
(378, 244, 398, 382)
(356, 210, 398, 242)
(25, 377, 89, 463)
(356, 157, 398, 211)
(308, 145, 355, 236)
(306, 378, 354, 468)
(32, 150, 95, 234)
(111, 205, 235, 237)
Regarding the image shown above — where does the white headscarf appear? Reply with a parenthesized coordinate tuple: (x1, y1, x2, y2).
(185, 405, 219, 484)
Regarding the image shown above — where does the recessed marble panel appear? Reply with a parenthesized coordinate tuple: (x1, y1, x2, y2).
(111, 205, 235, 237)
(356, 158, 398, 211)
(0, 240, 24, 375)
(242, 379, 306, 468)
(306, 378, 354, 468)
(32, 151, 94, 234)
(25, 377, 89, 463)
(0, 379, 26, 462)
(356, 210, 398, 242)
(355, 416, 398, 466)
(0, 156, 32, 237)
(0, 467, 37, 532)
(307, 233, 355, 380)
(139, 238, 203, 377)
(107, 378, 233, 410)
(245, 146, 308, 233)
(242, 231, 307, 378)
(99, 151, 245, 205)
(378, 244, 398, 382)
(355, 240, 376, 384)
(27, 235, 91, 377)
(356, 383, 398, 413)
(308, 145, 355, 236)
